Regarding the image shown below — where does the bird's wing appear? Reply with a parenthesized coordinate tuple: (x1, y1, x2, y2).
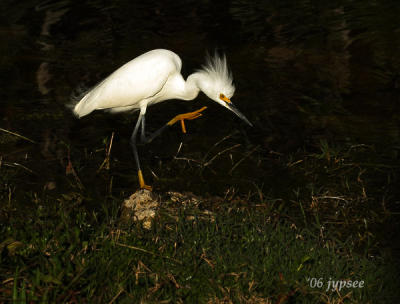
(75, 50, 180, 116)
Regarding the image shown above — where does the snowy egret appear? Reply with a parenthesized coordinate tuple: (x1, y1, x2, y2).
(72, 49, 252, 190)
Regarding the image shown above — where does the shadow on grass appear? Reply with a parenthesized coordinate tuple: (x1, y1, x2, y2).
(0, 187, 399, 302)
(1, 132, 399, 303)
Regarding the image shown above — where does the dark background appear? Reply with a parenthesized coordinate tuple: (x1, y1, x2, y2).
(1, 0, 399, 213)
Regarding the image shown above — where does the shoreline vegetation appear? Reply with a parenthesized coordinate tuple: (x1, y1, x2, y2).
(1, 131, 399, 302)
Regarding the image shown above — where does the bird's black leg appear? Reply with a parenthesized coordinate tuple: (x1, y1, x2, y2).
(132, 106, 207, 190)
(140, 114, 169, 144)
(130, 113, 142, 171)
(130, 113, 152, 190)
(139, 106, 208, 144)
(140, 114, 146, 142)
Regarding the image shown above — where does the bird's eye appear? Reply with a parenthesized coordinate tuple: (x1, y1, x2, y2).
(219, 93, 231, 103)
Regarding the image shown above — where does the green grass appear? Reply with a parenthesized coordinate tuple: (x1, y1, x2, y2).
(1, 190, 399, 303)
(1, 137, 399, 303)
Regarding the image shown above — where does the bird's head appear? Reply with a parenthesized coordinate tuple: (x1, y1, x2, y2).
(197, 52, 252, 127)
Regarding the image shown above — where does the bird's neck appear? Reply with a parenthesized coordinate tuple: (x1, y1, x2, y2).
(181, 72, 204, 101)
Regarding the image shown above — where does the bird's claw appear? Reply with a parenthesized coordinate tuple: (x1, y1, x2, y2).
(141, 184, 153, 191)
(168, 106, 207, 133)
(138, 170, 152, 191)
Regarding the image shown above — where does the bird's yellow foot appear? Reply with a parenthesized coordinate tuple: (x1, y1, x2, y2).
(167, 106, 207, 133)
(138, 170, 152, 191)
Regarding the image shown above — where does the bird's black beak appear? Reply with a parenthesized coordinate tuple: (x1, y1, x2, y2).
(226, 102, 253, 127)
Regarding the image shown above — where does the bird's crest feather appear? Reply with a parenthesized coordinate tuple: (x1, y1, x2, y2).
(197, 51, 235, 98)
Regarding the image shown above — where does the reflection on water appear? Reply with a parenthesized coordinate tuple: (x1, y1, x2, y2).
(0, 0, 399, 196)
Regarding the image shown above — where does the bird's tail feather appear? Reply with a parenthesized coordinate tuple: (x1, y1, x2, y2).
(73, 95, 92, 118)
(67, 85, 87, 116)
(68, 85, 95, 118)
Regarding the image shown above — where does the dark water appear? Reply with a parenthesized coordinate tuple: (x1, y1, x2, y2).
(1, 0, 399, 199)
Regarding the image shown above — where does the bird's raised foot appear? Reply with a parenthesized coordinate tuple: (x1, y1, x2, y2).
(138, 170, 153, 191)
(167, 106, 207, 133)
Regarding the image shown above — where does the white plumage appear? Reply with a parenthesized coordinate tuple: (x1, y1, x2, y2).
(73, 49, 242, 119)
(72, 49, 251, 190)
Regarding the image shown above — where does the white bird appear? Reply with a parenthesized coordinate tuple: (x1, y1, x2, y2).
(73, 49, 252, 190)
